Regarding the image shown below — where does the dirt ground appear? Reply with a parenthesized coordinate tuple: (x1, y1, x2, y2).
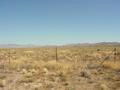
(0, 46, 120, 90)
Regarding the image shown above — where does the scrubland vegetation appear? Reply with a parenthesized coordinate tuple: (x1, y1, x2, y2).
(0, 45, 120, 90)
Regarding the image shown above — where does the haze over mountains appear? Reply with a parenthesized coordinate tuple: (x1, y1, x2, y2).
(0, 42, 120, 48)
(0, 44, 35, 48)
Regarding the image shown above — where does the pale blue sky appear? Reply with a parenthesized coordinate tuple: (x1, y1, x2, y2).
(0, 0, 120, 45)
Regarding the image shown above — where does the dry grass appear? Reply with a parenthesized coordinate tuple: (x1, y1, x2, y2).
(44, 61, 73, 74)
(0, 46, 120, 90)
(103, 61, 120, 70)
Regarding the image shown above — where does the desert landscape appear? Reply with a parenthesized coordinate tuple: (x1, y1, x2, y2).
(0, 0, 120, 90)
(0, 43, 120, 90)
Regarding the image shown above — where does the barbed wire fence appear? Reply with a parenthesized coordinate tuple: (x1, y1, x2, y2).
(99, 48, 118, 66)
(0, 47, 119, 73)
(0, 47, 119, 90)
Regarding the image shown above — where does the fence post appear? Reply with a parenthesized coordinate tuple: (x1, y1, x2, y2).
(8, 49, 11, 72)
(9, 49, 10, 65)
(56, 47, 58, 61)
(36, 49, 39, 61)
(113, 48, 117, 62)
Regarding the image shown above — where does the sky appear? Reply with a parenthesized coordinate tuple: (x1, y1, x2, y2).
(0, 0, 120, 45)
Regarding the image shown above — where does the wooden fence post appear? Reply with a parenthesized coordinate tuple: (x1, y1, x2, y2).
(56, 47, 58, 61)
(113, 48, 117, 62)
(9, 49, 11, 66)
(8, 48, 11, 72)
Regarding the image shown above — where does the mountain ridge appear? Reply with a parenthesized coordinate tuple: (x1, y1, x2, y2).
(0, 42, 120, 48)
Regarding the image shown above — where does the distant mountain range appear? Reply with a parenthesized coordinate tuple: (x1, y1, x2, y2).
(0, 42, 120, 48)
(0, 44, 35, 48)
(68, 42, 120, 47)
(95, 42, 120, 45)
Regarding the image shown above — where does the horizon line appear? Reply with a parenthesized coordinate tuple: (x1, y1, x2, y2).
(0, 41, 120, 46)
